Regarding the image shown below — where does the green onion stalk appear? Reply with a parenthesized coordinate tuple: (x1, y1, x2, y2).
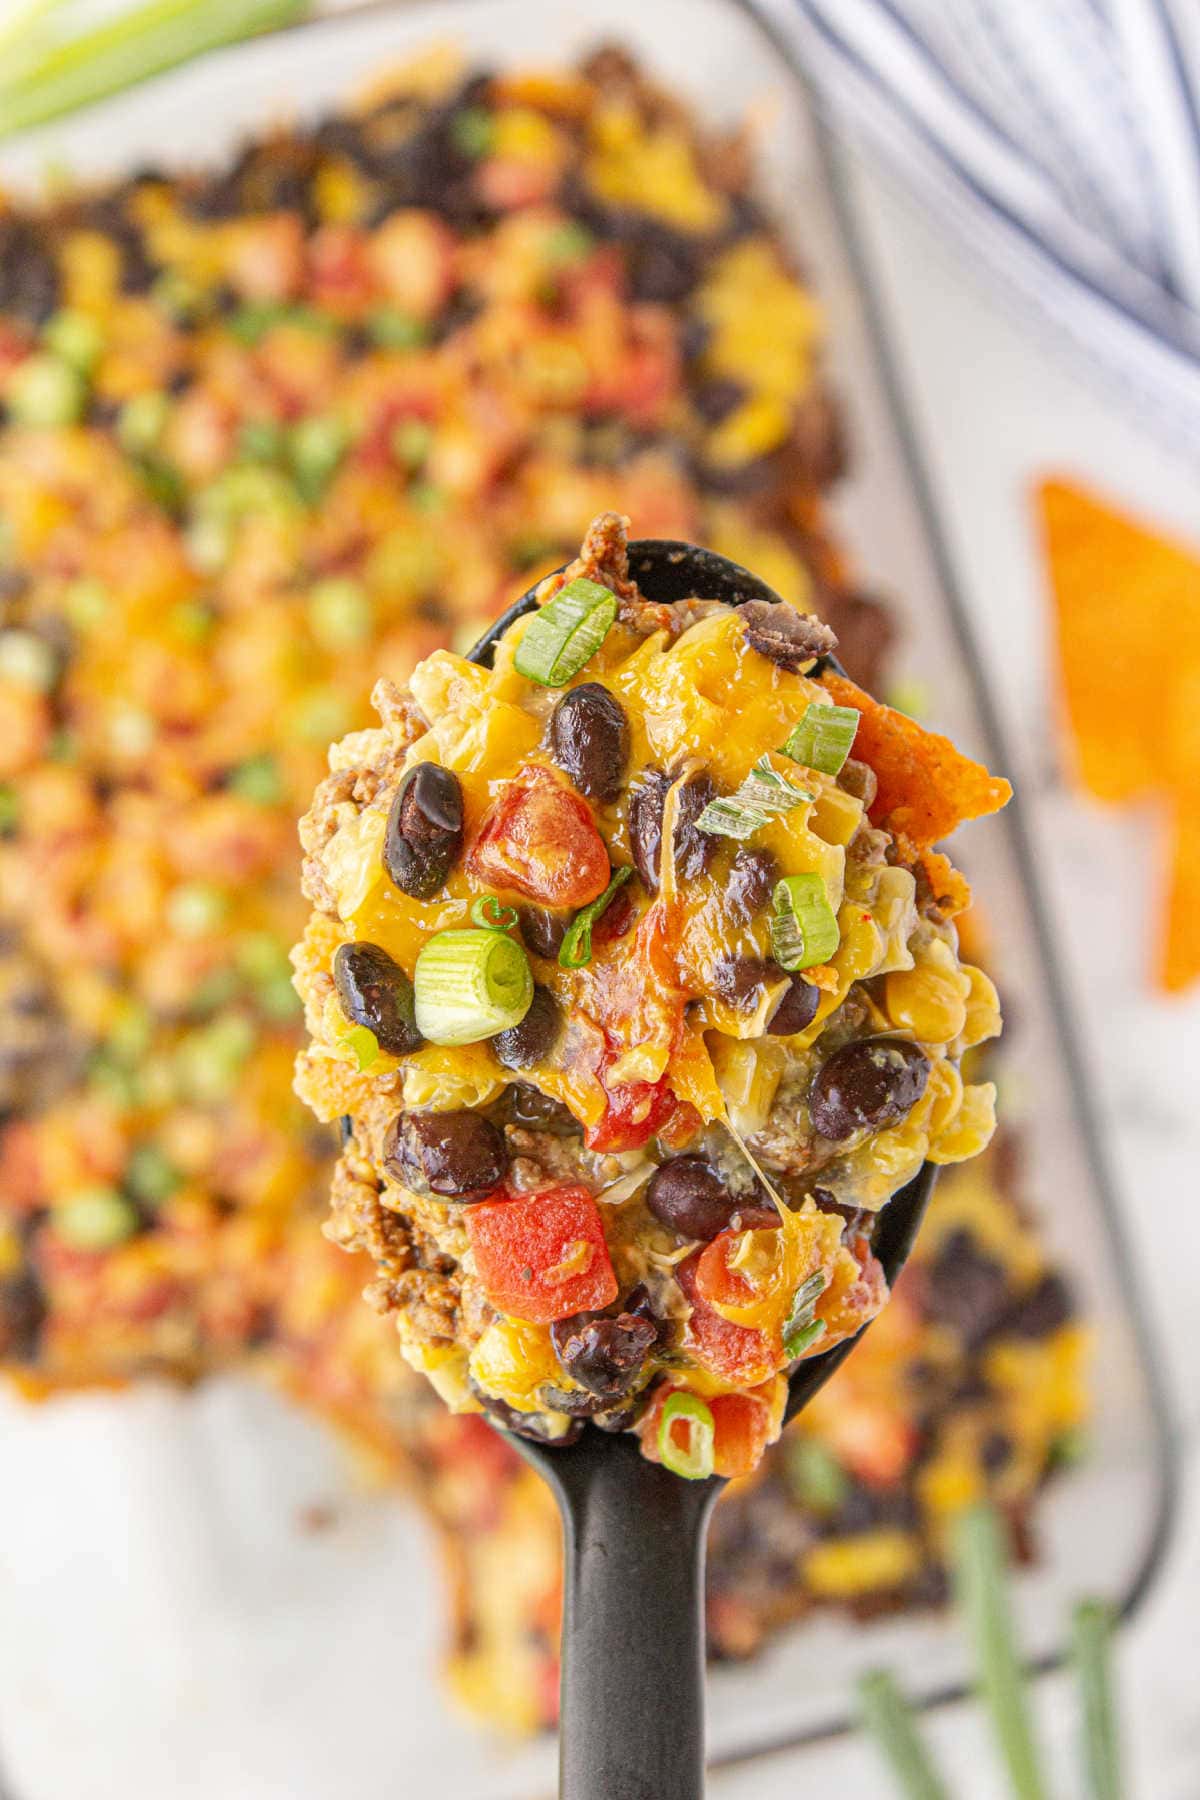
(0, 0, 311, 142)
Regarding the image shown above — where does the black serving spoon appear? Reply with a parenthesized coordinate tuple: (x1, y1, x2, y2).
(464, 541, 939, 1800)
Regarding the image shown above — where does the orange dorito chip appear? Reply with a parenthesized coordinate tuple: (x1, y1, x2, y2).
(917, 848, 973, 920)
(1162, 801, 1200, 993)
(1038, 479, 1200, 990)
(821, 671, 1011, 849)
(1038, 479, 1200, 802)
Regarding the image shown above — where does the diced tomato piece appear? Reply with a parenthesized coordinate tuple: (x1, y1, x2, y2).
(307, 224, 375, 314)
(469, 765, 610, 908)
(823, 1403, 917, 1489)
(584, 1075, 679, 1153)
(709, 1392, 775, 1480)
(465, 1184, 617, 1324)
(677, 1253, 777, 1387)
(224, 213, 304, 302)
(693, 1230, 759, 1313)
(368, 210, 457, 320)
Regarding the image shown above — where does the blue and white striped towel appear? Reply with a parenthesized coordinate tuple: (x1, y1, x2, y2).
(784, 0, 1200, 459)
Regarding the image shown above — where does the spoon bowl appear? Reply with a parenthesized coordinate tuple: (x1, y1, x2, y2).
(465, 542, 939, 1799)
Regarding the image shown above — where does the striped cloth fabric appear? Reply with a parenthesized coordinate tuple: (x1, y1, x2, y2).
(783, 0, 1200, 458)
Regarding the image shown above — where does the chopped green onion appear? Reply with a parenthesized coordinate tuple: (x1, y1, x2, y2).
(370, 310, 427, 352)
(544, 222, 594, 265)
(63, 576, 109, 629)
(136, 455, 184, 515)
(559, 865, 633, 969)
(782, 1269, 827, 1357)
(1073, 1600, 1121, 1800)
(289, 414, 349, 502)
(696, 755, 813, 840)
(339, 1023, 380, 1072)
(229, 301, 287, 346)
(227, 753, 283, 805)
(857, 1670, 950, 1800)
(166, 881, 227, 936)
(409, 480, 445, 515)
(125, 1143, 181, 1207)
(43, 309, 103, 375)
(659, 1391, 716, 1481)
(785, 1318, 826, 1357)
(785, 1438, 847, 1513)
(391, 417, 432, 466)
(414, 928, 533, 1046)
(954, 1505, 1048, 1800)
(6, 354, 85, 426)
(0, 785, 19, 836)
(514, 577, 617, 687)
(470, 895, 518, 932)
(237, 417, 285, 463)
(117, 390, 169, 455)
(450, 105, 494, 158)
(771, 873, 840, 971)
(53, 1187, 140, 1251)
(0, 0, 309, 143)
(782, 702, 860, 776)
(175, 1012, 255, 1104)
(308, 576, 372, 649)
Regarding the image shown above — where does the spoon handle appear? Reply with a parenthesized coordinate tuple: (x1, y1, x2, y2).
(554, 1433, 721, 1800)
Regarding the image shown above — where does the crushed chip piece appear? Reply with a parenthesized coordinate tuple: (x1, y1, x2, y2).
(820, 672, 1011, 849)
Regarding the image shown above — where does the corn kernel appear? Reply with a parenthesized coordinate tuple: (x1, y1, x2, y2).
(885, 943, 969, 1044)
(803, 1529, 920, 1597)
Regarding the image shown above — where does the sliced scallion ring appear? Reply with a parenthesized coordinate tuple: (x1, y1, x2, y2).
(782, 702, 860, 775)
(559, 865, 633, 969)
(470, 894, 518, 932)
(784, 1318, 826, 1358)
(783, 1268, 827, 1357)
(696, 755, 812, 841)
(780, 1267, 827, 1353)
(771, 873, 841, 970)
(513, 577, 617, 687)
(414, 928, 533, 1045)
(659, 1391, 716, 1481)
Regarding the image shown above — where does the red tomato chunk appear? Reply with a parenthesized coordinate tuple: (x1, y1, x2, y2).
(465, 1184, 618, 1323)
(469, 766, 610, 908)
(584, 1074, 679, 1153)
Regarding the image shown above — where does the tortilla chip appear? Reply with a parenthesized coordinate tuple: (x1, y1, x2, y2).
(1038, 479, 1200, 991)
(916, 848, 973, 921)
(821, 671, 1011, 849)
(1038, 479, 1200, 801)
(1161, 800, 1200, 993)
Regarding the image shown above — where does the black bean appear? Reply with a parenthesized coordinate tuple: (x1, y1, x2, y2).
(981, 1430, 1013, 1474)
(628, 768, 718, 894)
(710, 955, 772, 1008)
(384, 1110, 508, 1200)
(0, 1267, 46, 1362)
(384, 762, 464, 900)
(739, 601, 836, 672)
(472, 1386, 583, 1446)
(809, 1036, 930, 1141)
(548, 683, 629, 803)
(646, 1156, 778, 1241)
(726, 848, 777, 921)
(766, 974, 820, 1036)
(502, 1082, 581, 1136)
(493, 986, 561, 1069)
(518, 905, 569, 960)
(333, 941, 422, 1056)
(550, 1309, 658, 1399)
(996, 1273, 1073, 1341)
